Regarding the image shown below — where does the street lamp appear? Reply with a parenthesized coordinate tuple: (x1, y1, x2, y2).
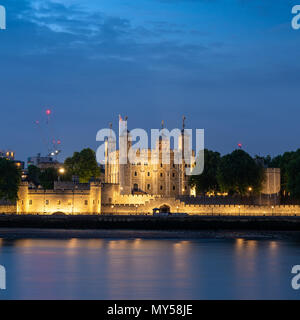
(58, 167, 65, 181)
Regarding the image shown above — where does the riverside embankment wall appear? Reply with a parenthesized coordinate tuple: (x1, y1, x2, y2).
(2, 203, 300, 216)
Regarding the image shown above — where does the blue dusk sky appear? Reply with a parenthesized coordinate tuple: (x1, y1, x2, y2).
(0, 0, 299, 162)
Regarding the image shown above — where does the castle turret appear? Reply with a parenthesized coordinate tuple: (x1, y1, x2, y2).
(119, 115, 131, 194)
(17, 182, 29, 214)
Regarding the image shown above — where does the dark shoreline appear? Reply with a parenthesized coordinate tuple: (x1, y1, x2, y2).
(1, 228, 300, 241)
(0, 215, 300, 240)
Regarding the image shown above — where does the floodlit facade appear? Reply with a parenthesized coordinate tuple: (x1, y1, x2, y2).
(105, 117, 195, 197)
(17, 181, 101, 215)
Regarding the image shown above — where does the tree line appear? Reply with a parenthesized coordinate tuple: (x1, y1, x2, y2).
(27, 148, 102, 189)
(189, 148, 300, 199)
(1, 147, 300, 202)
(0, 148, 101, 202)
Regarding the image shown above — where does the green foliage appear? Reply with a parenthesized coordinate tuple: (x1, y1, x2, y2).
(189, 149, 221, 194)
(286, 155, 300, 198)
(64, 148, 100, 183)
(39, 168, 58, 189)
(0, 158, 22, 202)
(217, 149, 265, 196)
(27, 165, 41, 187)
(269, 149, 300, 195)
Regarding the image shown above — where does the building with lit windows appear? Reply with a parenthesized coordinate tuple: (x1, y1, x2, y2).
(105, 117, 195, 197)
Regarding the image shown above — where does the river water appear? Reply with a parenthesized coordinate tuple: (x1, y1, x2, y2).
(0, 229, 300, 300)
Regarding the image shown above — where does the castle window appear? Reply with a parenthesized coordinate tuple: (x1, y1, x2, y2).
(147, 172, 150, 177)
(160, 163, 163, 168)
(45, 200, 49, 205)
(93, 200, 95, 204)
(147, 184, 151, 190)
(85, 200, 88, 205)
(134, 171, 138, 176)
(133, 183, 138, 190)
(57, 200, 61, 205)
(144, 162, 148, 166)
(185, 186, 187, 190)
(160, 185, 163, 190)
(173, 186, 176, 190)
(160, 173, 163, 177)
(29, 200, 32, 205)
(172, 173, 175, 178)
(173, 164, 175, 168)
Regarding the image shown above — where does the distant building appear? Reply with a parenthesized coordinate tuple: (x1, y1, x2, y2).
(0, 150, 24, 169)
(0, 150, 15, 161)
(28, 153, 61, 170)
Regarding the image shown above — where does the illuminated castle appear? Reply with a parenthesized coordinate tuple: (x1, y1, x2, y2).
(105, 116, 196, 197)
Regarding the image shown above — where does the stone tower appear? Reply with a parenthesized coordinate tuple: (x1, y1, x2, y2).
(119, 115, 132, 195)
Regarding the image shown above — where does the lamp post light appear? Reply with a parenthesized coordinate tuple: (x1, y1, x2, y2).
(58, 167, 65, 182)
(272, 206, 274, 216)
(135, 204, 138, 215)
(238, 205, 241, 216)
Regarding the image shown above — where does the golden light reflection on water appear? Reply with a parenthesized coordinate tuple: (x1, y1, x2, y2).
(0, 236, 294, 299)
(103, 238, 192, 298)
(234, 237, 281, 298)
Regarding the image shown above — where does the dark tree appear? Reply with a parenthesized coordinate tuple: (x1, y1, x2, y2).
(27, 165, 41, 187)
(217, 149, 265, 196)
(270, 149, 300, 195)
(286, 154, 300, 199)
(189, 149, 221, 194)
(0, 159, 22, 202)
(64, 148, 100, 183)
(39, 168, 58, 189)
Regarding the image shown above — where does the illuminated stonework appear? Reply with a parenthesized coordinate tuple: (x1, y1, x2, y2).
(105, 117, 195, 197)
(17, 181, 101, 215)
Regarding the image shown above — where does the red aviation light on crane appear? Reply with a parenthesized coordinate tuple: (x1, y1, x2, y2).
(238, 143, 242, 149)
(46, 109, 51, 116)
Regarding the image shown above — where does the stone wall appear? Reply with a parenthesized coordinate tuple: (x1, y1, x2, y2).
(17, 182, 101, 215)
(0, 205, 16, 214)
(101, 199, 300, 216)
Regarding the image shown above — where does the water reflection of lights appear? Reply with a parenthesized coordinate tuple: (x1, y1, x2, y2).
(235, 238, 257, 251)
(270, 241, 278, 250)
(174, 241, 190, 249)
(68, 238, 78, 248)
